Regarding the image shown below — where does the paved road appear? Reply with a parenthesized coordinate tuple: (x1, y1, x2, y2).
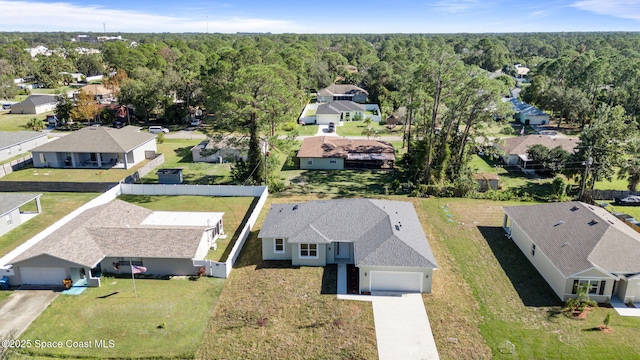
(0, 290, 59, 339)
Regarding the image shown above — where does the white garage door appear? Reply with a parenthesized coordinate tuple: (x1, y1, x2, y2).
(370, 271, 423, 293)
(20, 267, 66, 285)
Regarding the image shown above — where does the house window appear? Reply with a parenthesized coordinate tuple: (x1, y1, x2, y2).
(274, 238, 284, 253)
(5, 215, 12, 226)
(531, 243, 536, 256)
(300, 244, 318, 258)
(307, 160, 313, 165)
(329, 159, 337, 164)
(572, 279, 600, 295)
(39, 153, 45, 163)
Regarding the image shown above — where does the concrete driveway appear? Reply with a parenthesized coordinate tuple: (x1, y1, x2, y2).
(0, 290, 59, 339)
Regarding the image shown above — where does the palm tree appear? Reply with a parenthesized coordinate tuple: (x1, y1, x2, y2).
(618, 159, 640, 191)
(26, 117, 45, 131)
(361, 127, 375, 139)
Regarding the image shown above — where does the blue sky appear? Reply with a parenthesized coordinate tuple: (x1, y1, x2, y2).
(1, 0, 640, 33)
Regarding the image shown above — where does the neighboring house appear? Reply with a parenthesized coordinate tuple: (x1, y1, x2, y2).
(503, 201, 640, 303)
(495, 135, 578, 173)
(0, 131, 48, 162)
(317, 84, 368, 103)
(259, 199, 438, 294)
(0, 193, 42, 237)
(10, 95, 58, 114)
(6, 199, 224, 287)
(60, 72, 85, 82)
(316, 101, 366, 125)
(297, 136, 395, 170)
(515, 64, 530, 79)
(79, 84, 116, 102)
(31, 126, 156, 169)
(507, 98, 549, 125)
(191, 139, 247, 163)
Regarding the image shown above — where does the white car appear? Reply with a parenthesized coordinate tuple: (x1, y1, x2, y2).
(148, 126, 169, 134)
(190, 119, 201, 126)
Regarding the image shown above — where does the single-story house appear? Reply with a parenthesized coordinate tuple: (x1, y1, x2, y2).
(507, 98, 549, 125)
(79, 84, 116, 102)
(5, 199, 224, 287)
(503, 201, 640, 303)
(259, 199, 438, 294)
(297, 136, 395, 170)
(0, 193, 42, 237)
(495, 135, 578, 173)
(31, 126, 156, 169)
(316, 101, 366, 125)
(0, 131, 48, 162)
(10, 95, 58, 114)
(191, 139, 247, 163)
(317, 84, 368, 103)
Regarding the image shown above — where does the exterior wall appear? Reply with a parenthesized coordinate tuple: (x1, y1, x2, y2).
(352, 94, 367, 103)
(262, 237, 293, 260)
(517, 113, 549, 125)
(0, 135, 48, 162)
(317, 95, 333, 103)
(0, 208, 22, 237)
(616, 276, 640, 303)
(32, 152, 63, 168)
(9, 255, 86, 286)
(291, 243, 327, 267)
(300, 157, 344, 170)
(194, 232, 211, 260)
(101, 257, 199, 276)
(509, 220, 569, 300)
(326, 242, 353, 264)
(35, 103, 57, 114)
(316, 113, 340, 125)
(128, 139, 157, 167)
(358, 266, 434, 294)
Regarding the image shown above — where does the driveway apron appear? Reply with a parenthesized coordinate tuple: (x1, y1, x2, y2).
(0, 290, 59, 338)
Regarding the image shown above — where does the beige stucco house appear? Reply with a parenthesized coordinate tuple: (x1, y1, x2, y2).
(31, 126, 156, 169)
(503, 201, 640, 303)
(6, 199, 224, 287)
(259, 199, 438, 294)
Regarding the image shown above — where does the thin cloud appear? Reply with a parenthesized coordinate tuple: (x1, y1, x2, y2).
(0, 0, 303, 33)
(571, 0, 640, 20)
(429, 0, 485, 13)
(529, 10, 549, 18)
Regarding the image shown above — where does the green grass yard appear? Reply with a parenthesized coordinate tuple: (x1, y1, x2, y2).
(278, 169, 398, 198)
(18, 276, 224, 359)
(0, 192, 96, 257)
(335, 121, 402, 137)
(0, 112, 50, 132)
(0, 160, 150, 183)
(297, 124, 319, 136)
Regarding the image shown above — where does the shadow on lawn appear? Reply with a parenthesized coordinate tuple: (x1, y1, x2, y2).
(174, 146, 194, 163)
(321, 264, 337, 294)
(477, 226, 562, 308)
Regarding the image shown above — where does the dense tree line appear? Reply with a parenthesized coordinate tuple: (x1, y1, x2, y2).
(1, 32, 640, 191)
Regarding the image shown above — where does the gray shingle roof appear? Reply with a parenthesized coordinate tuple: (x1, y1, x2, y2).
(316, 100, 365, 115)
(31, 126, 155, 153)
(503, 201, 640, 276)
(259, 199, 438, 268)
(10, 200, 213, 268)
(0, 131, 47, 150)
(0, 193, 41, 217)
(15, 95, 57, 107)
(317, 84, 368, 97)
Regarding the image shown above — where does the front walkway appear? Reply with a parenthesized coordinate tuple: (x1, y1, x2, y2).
(610, 296, 640, 317)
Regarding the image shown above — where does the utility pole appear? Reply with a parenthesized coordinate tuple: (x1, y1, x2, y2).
(579, 146, 593, 200)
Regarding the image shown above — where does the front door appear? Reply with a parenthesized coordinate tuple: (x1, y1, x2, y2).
(335, 242, 349, 259)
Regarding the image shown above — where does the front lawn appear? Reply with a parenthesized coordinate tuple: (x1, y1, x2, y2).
(118, 195, 255, 262)
(140, 139, 233, 184)
(0, 112, 50, 132)
(297, 124, 319, 136)
(0, 192, 96, 257)
(18, 276, 224, 359)
(196, 195, 378, 360)
(421, 198, 640, 359)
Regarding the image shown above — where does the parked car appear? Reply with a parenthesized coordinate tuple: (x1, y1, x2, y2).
(148, 126, 169, 134)
(328, 122, 335, 133)
(190, 119, 202, 126)
(614, 195, 640, 206)
(1, 103, 11, 110)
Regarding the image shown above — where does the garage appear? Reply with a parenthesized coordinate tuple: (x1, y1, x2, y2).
(19, 267, 66, 285)
(369, 271, 423, 293)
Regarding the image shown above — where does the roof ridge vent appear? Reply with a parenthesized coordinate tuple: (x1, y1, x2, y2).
(588, 219, 598, 226)
(554, 220, 564, 227)
(570, 205, 579, 212)
(292, 205, 299, 211)
(561, 242, 569, 247)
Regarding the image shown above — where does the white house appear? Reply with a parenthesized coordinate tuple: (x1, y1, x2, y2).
(507, 98, 550, 125)
(0, 193, 42, 237)
(259, 199, 438, 294)
(503, 201, 640, 303)
(0, 131, 49, 162)
(10, 95, 58, 115)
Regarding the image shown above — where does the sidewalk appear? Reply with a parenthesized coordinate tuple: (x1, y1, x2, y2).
(610, 296, 640, 317)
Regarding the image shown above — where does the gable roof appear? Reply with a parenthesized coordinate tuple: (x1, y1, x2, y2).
(0, 193, 41, 217)
(316, 100, 365, 115)
(497, 135, 578, 156)
(297, 136, 395, 160)
(507, 97, 547, 117)
(80, 84, 113, 97)
(259, 199, 438, 269)
(10, 200, 218, 268)
(14, 95, 57, 107)
(31, 126, 155, 153)
(503, 201, 640, 277)
(0, 131, 47, 150)
(318, 84, 368, 97)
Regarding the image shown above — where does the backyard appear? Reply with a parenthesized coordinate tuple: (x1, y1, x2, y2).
(0, 111, 50, 132)
(335, 120, 402, 137)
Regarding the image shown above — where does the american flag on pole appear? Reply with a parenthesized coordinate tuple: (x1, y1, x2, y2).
(520, 126, 525, 135)
(131, 265, 147, 274)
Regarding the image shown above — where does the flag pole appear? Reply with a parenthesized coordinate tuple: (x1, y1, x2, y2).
(129, 257, 137, 298)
